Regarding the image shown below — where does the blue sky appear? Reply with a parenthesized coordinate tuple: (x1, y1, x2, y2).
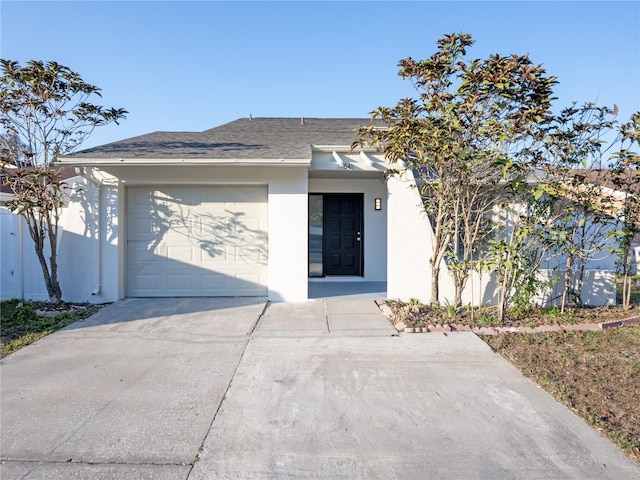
(1, 1, 639, 150)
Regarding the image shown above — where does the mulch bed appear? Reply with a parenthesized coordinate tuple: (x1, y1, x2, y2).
(377, 300, 640, 334)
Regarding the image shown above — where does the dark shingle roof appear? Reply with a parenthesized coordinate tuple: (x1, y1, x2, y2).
(66, 118, 376, 160)
(569, 168, 640, 194)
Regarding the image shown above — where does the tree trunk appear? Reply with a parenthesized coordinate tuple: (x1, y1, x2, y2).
(47, 217, 62, 303)
(623, 247, 633, 310)
(429, 239, 451, 307)
(497, 271, 509, 324)
(453, 273, 468, 308)
(454, 282, 463, 308)
(576, 257, 585, 306)
(624, 275, 631, 310)
(430, 265, 440, 306)
(34, 245, 62, 304)
(561, 254, 573, 314)
(26, 214, 62, 304)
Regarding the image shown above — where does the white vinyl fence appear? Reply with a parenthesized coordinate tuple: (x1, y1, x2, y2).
(0, 207, 49, 301)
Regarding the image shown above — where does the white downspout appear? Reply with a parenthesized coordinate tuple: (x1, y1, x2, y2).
(80, 167, 103, 297)
(19, 214, 24, 299)
(92, 182, 102, 296)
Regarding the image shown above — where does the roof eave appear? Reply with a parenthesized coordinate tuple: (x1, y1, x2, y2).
(311, 145, 378, 152)
(56, 158, 311, 167)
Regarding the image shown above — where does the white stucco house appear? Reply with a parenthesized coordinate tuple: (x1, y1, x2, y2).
(50, 117, 404, 303)
(0, 117, 620, 305)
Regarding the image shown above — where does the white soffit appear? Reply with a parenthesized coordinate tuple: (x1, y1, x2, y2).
(57, 157, 310, 167)
(312, 148, 390, 173)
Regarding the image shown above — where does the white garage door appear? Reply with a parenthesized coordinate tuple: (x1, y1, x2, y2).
(127, 186, 268, 297)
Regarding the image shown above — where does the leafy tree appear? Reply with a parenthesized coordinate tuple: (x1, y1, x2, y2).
(0, 60, 126, 303)
(0, 131, 28, 167)
(356, 33, 556, 306)
(486, 175, 563, 322)
(540, 103, 623, 312)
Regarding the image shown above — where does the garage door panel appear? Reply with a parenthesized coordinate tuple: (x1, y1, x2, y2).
(166, 246, 195, 263)
(129, 243, 158, 263)
(202, 274, 226, 290)
(131, 274, 160, 292)
(130, 188, 155, 206)
(200, 189, 228, 203)
(235, 274, 264, 289)
(234, 247, 266, 266)
(127, 186, 267, 297)
(131, 218, 157, 236)
(167, 274, 194, 291)
(199, 246, 229, 263)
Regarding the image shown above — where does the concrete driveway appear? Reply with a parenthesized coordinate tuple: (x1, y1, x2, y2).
(1, 298, 638, 479)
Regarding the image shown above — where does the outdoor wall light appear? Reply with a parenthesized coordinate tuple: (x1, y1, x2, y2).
(375, 198, 382, 211)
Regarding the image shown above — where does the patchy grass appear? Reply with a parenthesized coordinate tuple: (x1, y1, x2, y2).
(1, 299, 105, 357)
(483, 326, 640, 463)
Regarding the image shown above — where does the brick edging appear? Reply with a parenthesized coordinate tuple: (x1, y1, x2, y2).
(375, 301, 640, 335)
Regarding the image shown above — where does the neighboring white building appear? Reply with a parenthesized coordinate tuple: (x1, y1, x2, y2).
(0, 118, 619, 305)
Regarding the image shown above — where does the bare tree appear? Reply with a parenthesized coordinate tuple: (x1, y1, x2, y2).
(610, 112, 640, 309)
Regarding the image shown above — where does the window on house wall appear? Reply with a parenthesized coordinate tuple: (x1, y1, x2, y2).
(454, 207, 496, 262)
(309, 194, 323, 277)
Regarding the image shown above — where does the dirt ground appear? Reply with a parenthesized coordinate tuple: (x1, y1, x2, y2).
(483, 326, 640, 463)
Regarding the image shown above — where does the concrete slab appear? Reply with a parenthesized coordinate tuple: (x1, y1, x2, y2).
(254, 301, 329, 337)
(190, 333, 640, 480)
(325, 300, 397, 336)
(0, 298, 266, 474)
(308, 281, 386, 300)
(328, 313, 397, 333)
(324, 298, 384, 315)
(253, 300, 396, 338)
(68, 297, 265, 337)
(0, 461, 190, 480)
(2, 297, 639, 480)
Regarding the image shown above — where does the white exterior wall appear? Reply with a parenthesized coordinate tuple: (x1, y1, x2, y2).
(91, 165, 309, 303)
(308, 177, 387, 281)
(633, 244, 640, 274)
(0, 177, 116, 303)
(386, 171, 432, 303)
(4, 161, 620, 306)
(1, 207, 21, 300)
(385, 170, 489, 305)
(269, 169, 308, 301)
(535, 269, 617, 306)
(59, 179, 119, 303)
(0, 207, 42, 300)
(385, 173, 501, 307)
(0, 166, 310, 303)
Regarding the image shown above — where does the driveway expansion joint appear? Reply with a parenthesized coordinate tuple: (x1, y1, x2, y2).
(323, 300, 331, 333)
(190, 300, 267, 469)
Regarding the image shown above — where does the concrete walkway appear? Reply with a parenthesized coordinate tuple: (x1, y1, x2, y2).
(1, 298, 638, 479)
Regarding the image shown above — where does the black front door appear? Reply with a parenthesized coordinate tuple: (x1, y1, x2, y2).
(323, 194, 363, 276)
